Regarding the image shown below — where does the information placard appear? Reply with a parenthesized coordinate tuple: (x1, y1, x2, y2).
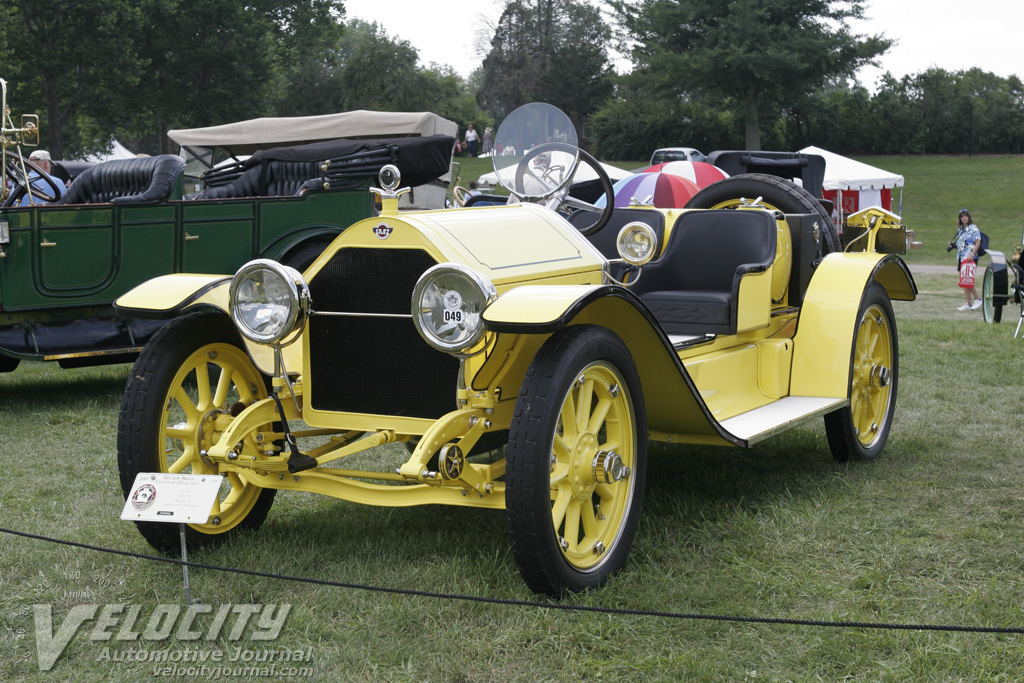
(120, 472, 223, 524)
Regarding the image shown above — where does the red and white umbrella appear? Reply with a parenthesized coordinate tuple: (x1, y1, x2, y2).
(643, 161, 729, 189)
(596, 172, 700, 209)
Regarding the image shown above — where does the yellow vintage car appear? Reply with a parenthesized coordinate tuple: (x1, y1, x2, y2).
(115, 103, 916, 597)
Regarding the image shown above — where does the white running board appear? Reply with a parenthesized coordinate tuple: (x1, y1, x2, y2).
(719, 396, 848, 445)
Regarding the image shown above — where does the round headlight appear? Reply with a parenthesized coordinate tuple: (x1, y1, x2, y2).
(616, 222, 659, 266)
(412, 264, 497, 355)
(229, 259, 309, 345)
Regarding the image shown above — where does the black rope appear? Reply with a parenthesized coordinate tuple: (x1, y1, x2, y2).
(2, 525, 1020, 634)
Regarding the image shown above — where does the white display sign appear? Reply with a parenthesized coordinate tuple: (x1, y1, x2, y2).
(120, 473, 223, 524)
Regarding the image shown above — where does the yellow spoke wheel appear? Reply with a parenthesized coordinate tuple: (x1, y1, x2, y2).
(825, 284, 899, 462)
(506, 325, 646, 597)
(118, 312, 277, 551)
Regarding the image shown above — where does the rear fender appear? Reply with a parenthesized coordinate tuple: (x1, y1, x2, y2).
(260, 227, 340, 263)
(791, 253, 915, 398)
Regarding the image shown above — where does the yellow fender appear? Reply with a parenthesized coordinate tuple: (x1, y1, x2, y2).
(790, 252, 916, 398)
(484, 284, 739, 446)
(114, 274, 285, 376)
(115, 274, 231, 318)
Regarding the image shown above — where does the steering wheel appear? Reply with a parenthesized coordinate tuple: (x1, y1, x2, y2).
(2, 153, 62, 206)
(451, 184, 471, 207)
(512, 143, 614, 236)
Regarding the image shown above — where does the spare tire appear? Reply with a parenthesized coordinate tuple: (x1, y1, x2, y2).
(684, 173, 841, 255)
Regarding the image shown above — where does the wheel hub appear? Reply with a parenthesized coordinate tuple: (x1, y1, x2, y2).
(592, 450, 630, 485)
(870, 364, 891, 388)
(196, 408, 226, 465)
(570, 433, 600, 498)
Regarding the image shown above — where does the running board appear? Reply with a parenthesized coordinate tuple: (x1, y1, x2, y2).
(719, 396, 848, 445)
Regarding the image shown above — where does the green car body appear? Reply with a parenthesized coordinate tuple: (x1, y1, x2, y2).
(0, 188, 372, 368)
(0, 89, 456, 372)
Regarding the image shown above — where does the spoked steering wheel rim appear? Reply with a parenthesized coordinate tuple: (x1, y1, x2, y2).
(511, 143, 614, 237)
(2, 153, 62, 206)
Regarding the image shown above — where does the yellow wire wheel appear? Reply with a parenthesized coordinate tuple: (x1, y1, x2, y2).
(506, 325, 647, 597)
(824, 284, 899, 462)
(118, 312, 277, 551)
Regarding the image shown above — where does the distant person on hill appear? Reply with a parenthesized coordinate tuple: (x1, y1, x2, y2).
(464, 124, 479, 157)
(950, 208, 982, 311)
(482, 127, 494, 156)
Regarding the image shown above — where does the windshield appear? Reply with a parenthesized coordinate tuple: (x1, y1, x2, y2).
(492, 103, 579, 200)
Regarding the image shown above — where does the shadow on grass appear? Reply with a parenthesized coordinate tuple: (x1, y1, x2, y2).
(166, 425, 879, 600)
(0, 362, 131, 413)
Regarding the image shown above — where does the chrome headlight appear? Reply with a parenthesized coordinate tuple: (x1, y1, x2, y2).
(616, 222, 659, 267)
(229, 259, 309, 345)
(412, 264, 497, 355)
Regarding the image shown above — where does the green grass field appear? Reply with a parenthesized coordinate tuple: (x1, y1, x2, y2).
(3, 156, 1024, 681)
(859, 155, 1024, 266)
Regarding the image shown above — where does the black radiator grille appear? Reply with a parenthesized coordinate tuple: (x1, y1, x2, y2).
(307, 247, 460, 419)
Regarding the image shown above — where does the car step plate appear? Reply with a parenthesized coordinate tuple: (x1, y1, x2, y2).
(719, 396, 848, 445)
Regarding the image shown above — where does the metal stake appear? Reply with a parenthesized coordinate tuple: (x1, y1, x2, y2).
(179, 523, 194, 605)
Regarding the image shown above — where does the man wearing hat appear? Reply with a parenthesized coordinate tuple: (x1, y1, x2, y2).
(18, 149, 66, 206)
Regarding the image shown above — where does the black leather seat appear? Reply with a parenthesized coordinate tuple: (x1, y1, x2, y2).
(195, 159, 324, 199)
(57, 155, 185, 205)
(631, 210, 776, 336)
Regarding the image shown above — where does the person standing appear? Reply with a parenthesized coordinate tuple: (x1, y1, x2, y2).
(464, 124, 479, 157)
(951, 208, 982, 311)
(482, 127, 493, 156)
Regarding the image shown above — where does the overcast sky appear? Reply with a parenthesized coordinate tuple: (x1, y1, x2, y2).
(341, 0, 1024, 89)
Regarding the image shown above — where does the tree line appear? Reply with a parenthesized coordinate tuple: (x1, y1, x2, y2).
(1, 0, 1020, 161)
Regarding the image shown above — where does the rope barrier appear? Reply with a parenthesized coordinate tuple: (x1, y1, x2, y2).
(2, 526, 1021, 635)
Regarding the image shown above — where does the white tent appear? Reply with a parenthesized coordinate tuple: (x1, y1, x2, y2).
(799, 145, 904, 221)
(83, 138, 136, 163)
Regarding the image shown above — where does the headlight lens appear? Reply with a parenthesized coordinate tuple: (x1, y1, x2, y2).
(412, 264, 497, 355)
(229, 259, 309, 344)
(616, 222, 659, 266)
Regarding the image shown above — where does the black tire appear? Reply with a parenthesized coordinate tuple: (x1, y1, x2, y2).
(685, 172, 842, 255)
(117, 311, 276, 551)
(0, 355, 19, 373)
(506, 325, 647, 597)
(824, 284, 898, 463)
(282, 240, 330, 274)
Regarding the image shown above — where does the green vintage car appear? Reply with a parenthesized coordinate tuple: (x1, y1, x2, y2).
(0, 79, 456, 372)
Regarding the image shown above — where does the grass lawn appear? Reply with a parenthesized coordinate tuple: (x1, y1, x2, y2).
(3, 156, 1024, 681)
(858, 155, 1024, 266)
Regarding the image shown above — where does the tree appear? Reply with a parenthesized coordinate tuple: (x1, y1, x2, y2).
(614, 0, 892, 149)
(331, 20, 435, 112)
(260, 0, 347, 117)
(133, 0, 349, 153)
(478, 0, 613, 133)
(3, 0, 145, 158)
